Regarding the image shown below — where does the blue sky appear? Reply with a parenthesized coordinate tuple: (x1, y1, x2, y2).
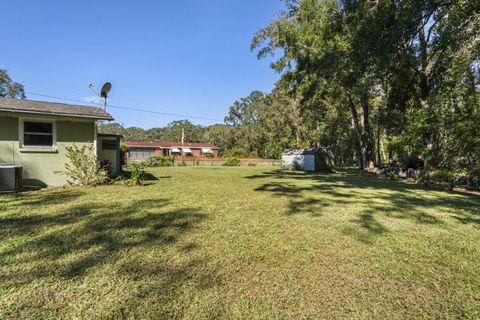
(1, 1, 283, 128)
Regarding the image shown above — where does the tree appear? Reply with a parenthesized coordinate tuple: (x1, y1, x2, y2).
(123, 127, 147, 141)
(224, 90, 265, 126)
(98, 122, 125, 136)
(252, 0, 381, 169)
(161, 120, 204, 142)
(251, 0, 480, 173)
(0, 69, 25, 99)
(202, 124, 234, 151)
(389, 0, 479, 178)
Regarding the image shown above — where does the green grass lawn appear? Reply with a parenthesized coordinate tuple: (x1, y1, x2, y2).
(1, 167, 479, 319)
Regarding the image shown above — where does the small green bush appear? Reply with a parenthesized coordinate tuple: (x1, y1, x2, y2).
(224, 157, 240, 166)
(64, 144, 109, 186)
(222, 147, 248, 158)
(431, 168, 468, 191)
(386, 171, 397, 180)
(146, 155, 174, 167)
(120, 144, 129, 167)
(468, 167, 480, 189)
(127, 161, 147, 185)
(100, 160, 112, 173)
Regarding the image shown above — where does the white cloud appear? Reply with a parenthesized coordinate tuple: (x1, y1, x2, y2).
(84, 95, 103, 104)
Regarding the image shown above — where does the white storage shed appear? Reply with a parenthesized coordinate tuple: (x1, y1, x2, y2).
(282, 147, 333, 172)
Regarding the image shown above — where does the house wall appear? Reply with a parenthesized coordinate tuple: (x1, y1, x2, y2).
(0, 114, 95, 187)
(126, 146, 219, 159)
(190, 149, 201, 157)
(282, 154, 315, 171)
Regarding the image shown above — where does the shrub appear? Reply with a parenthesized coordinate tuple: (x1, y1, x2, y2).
(468, 167, 480, 189)
(146, 155, 174, 167)
(120, 143, 129, 153)
(223, 147, 248, 158)
(386, 171, 397, 180)
(64, 144, 109, 186)
(431, 168, 468, 191)
(99, 160, 112, 173)
(224, 157, 240, 166)
(127, 161, 147, 185)
(120, 144, 129, 166)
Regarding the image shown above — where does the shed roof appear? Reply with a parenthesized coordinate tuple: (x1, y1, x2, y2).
(282, 147, 323, 155)
(0, 97, 113, 120)
(98, 133, 124, 138)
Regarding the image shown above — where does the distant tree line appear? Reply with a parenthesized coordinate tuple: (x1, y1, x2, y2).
(103, 0, 480, 178)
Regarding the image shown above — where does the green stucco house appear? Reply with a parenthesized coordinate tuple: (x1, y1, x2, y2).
(0, 97, 121, 187)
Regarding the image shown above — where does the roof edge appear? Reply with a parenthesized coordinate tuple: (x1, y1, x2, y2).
(0, 107, 113, 120)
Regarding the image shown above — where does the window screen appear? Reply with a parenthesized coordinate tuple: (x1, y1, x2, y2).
(102, 139, 117, 150)
(129, 148, 156, 159)
(23, 121, 54, 147)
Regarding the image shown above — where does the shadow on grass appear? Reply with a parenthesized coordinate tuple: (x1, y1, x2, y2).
(121, 171, 160, 181)
(0, 189, 85, 207)
(0, 192, 211, 304)
(247, 169, 480, 243)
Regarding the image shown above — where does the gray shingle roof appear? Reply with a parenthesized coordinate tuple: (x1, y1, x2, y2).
(0, 97, 113, 120)
(282, 147, 325, 155)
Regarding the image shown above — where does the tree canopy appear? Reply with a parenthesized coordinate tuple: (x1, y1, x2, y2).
(247, 0, 479, 174)
(0, 69, 25, 99)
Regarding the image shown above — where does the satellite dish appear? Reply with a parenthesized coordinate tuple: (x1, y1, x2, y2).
(100, 82, 112, 98)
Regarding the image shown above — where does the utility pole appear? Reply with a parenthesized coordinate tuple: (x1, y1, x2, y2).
(181, 127, 185, 146)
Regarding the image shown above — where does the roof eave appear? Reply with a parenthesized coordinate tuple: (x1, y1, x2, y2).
(0, 108, 113, 121)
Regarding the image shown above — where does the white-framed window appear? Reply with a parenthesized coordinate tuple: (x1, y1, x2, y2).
(19, 119, 57, 149)
(129, 148, 155, 160)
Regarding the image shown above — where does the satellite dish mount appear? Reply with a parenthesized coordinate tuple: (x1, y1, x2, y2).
(89, 82, 112, 111)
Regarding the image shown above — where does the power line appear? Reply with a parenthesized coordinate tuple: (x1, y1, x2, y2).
(10, 59, 229, 106)
(18, 77, 227, 116)
(25, 92, 224, 122)
(18, 75, 227, 116)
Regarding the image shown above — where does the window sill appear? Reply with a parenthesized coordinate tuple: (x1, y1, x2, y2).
(19, 148, 58, 153)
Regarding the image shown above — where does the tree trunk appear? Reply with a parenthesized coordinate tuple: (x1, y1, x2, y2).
(419, 20, 433, 182)
(376, 125, 382, 166)
(360, 93, 375, 169)
(289, 99, 302, 147)
(347, 93, 365, 170)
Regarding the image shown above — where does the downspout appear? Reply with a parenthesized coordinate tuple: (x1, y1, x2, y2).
(93, 121, 98, 158)
(116, 136, 121, 175)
